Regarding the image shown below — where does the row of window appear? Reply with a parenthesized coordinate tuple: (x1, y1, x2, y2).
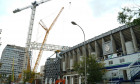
(109, 58, 125, 65)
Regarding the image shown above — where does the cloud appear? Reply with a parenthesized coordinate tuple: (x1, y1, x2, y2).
(87, 0, 140, 17)
(1, 0, 140, 72)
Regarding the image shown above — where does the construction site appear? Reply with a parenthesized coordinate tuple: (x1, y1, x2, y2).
(0, 0, 70, 83)
(1, 0, 140, 84)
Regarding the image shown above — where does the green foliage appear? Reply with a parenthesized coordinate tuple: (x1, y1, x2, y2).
(23, 70, 35, 83)
(0, 74, 1, 78)
(117, 7, 140, 25)
(0, 63, 2, 68)
(8, 75, 12, 83)
(73, 55, 106, 84)
(0, 63, 3, 79)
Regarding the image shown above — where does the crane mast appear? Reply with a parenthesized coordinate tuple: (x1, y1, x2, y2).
(25, 3, 36, 71)
(13, 1, 51, 83)
(13, 0, 51, 71)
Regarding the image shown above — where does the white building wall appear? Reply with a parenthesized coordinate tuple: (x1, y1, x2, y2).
(104, 53, 140, 67)
(104, 53, 140, 82)
(40, 65, 44, 74)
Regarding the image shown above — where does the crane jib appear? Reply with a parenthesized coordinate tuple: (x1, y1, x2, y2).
(13, 0, 51, 13)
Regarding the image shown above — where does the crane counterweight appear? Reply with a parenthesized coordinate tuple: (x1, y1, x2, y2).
(13, 9, 21, 13)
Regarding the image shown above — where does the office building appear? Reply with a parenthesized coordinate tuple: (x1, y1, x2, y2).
(0, 44, 26, 77)
(0, 29, 2, 46)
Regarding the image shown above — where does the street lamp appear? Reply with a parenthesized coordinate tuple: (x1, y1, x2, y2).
(71, 21, 86, 84)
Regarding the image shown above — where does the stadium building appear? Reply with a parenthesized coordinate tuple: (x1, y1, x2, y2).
(59, 24, 140, 84)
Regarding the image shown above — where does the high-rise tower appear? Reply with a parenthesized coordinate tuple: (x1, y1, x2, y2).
(0, 44, 31, 77)
(0, 29, 2, 46)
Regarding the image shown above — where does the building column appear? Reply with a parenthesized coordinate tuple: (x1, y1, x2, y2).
(95, 41, 100, 59)
(69, 76, 73, 84)
(62, 55, 66, 71)
(87, 43, 94, 56)
(45, 78, 47, 84)
(71, 76, 74, 84)
(73, 75, 77, 84)
(49, 78, 52, 84)
(35, 80, 36, 84)
(58, 76, 60, 84)
(77, 48, 82, 62)
(53, 79, 55, 84)
(102, 38, 106, 59)
(68, 52, 72, 70)
(70, 76, 71, 84)
(69, 52, 74, 70)
(110, 35, 117, 53)
(79, 76, 81, 84)
(65, 53, 67, 71)
(72, 50, 77, 66)
(82, 45, 87, 57)
(65, 76, 68, 84)
(119, 31, 126, 55)
(130, 28, 138, 52)
(65, 53, 69, 70)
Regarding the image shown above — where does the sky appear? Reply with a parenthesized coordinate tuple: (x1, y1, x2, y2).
(0, 0, 140, 72)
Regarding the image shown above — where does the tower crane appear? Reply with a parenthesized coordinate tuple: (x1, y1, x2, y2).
(13, 0, 52, 71)
(13, 0, 67, 83)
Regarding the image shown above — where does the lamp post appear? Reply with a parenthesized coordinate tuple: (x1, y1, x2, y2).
(71, 21, 86, 84)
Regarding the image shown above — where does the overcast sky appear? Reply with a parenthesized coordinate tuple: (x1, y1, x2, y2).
(0, 0, 140, 72)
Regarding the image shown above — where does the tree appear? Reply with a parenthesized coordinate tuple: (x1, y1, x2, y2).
(23, 70, 35, 84)
(117, 6, 140, 25)
(0, 63, 2, 78)
(73, 55, 106, 84)
(0, 63, 2, 68)
(0, 63, 3, 83)
(7, 75, 12, 84)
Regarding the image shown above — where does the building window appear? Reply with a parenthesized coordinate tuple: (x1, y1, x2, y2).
(109, 60, 113, 65)
(112, 72, 117, 77)
(120, 58, 125, 63)
(138, 58, 140, 61)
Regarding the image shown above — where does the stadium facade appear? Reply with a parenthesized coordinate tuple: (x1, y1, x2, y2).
(59, 24, 140, 84)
